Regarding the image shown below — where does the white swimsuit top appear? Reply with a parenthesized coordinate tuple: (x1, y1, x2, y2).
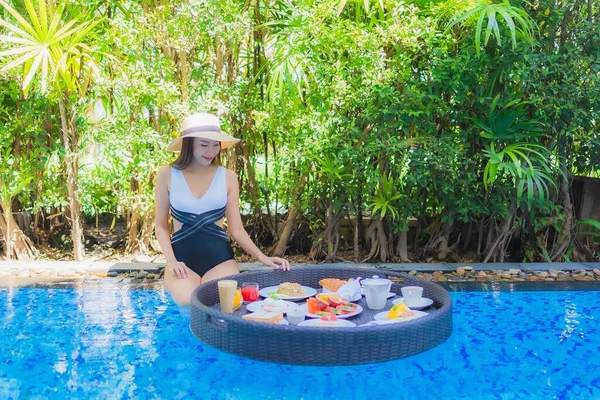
(169, 166, 227, 215)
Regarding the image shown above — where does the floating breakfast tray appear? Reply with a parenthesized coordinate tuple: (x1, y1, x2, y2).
(190, 266, 453, 365)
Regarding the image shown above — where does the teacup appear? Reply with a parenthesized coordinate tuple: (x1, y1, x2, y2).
(286, 309, 305, 325)
(401, 286, 423, 306)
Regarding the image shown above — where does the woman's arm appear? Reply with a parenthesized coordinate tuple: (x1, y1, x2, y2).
(154, 166, 189, 278)
(225, 169, 290, 270)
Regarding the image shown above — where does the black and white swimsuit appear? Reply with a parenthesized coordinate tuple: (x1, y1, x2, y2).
(169, 166, 234, 276)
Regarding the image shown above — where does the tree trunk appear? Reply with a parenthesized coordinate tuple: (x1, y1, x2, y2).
(396, 230, 410, 262)
(272, 205, 300, 257)
(273, 174, 304, 257)
(483, 204, 516, 263)
(423, 217, 453, 260)
(58, 96, 85, 260)
(0, 209, 37, 260)
(362, 219, 390, 262)
(354, 215, 360, 263)
(309, 207, 345, 262)
(551, 167, 574, 260)
(126, 206, 140, 254)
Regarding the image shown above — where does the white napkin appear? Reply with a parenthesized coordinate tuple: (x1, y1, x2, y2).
(336, 278, 362, 302)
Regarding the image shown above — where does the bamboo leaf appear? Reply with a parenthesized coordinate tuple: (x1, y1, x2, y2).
(497, 7, 516, 49)
(22, 48, 45, 90)
(526, 175, 533, 205)
(23, 0, 43, 40)
(0, 49, 39, 71)
(484, 9, 496, 46)
(0, 0, 37, 38)
(0, 46, 38, 57)
(475, 10, 486, 55)
(0, 18, 34, 39)
(578, 219, 600, 231)
(337, 0, 348, 16)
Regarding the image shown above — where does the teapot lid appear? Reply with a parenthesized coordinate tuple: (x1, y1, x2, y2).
(362, 277, 392, 285)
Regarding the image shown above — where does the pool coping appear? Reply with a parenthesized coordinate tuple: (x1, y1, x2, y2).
(1, 261, 599, 288)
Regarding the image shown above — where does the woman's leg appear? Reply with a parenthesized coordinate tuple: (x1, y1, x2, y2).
(201, 259, 239, 283)
(164, 260, 238, 305)
(163, 266, 202, 306)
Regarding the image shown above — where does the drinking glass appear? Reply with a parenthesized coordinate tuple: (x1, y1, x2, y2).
(241, 282, 260, 302)
(218, 280, 238, 313)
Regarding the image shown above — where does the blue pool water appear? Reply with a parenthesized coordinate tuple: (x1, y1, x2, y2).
(1, 283, 599, 400)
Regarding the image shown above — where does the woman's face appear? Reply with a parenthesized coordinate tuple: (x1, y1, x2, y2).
(193, 138, 220, 166)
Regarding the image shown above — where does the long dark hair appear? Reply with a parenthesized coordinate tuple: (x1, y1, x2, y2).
(171, 137, 221, 170)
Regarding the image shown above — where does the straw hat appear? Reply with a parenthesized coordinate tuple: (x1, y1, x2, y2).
(167, 112, 240, 152)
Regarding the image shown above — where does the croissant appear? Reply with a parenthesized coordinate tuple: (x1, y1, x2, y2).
(319, 278, 348, 292)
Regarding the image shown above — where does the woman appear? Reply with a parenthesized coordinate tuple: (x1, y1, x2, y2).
(155, 112, 290, 305)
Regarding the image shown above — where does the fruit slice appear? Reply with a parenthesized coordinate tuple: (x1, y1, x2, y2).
(316, 296, 329, 310)
(338, 305, 354, 313)
(387, 303, 414, 320)
(307, 298, 320, 314)
(387, 304, 402, 319)
(317, 311, 335, 318)
(327, 293, 344, 307)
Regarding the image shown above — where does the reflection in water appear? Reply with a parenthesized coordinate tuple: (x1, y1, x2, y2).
(559, 299, 584, 343)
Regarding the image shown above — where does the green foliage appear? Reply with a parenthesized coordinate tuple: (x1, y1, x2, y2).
(578, 219, 600, 239)
(368, 174, 404, 220)
(446, 0, 535, 56)
(0, 0, 598, 261)
(0, 0, 102, 95)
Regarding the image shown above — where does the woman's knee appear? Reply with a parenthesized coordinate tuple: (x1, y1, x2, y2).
(164, 274, 200, 305)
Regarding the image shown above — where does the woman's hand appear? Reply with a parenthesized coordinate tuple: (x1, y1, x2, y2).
(260, 256, 291, 271)
(166, 260, 190, 279)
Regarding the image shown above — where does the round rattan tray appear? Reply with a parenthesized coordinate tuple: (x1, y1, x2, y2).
(190, 266, 453, 365)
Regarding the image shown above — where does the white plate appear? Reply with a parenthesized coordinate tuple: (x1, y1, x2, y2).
(360, 289, 396, 299)
(373, 310, 428, 323)
(297, 303, 363, 319)
(297, 319, 356, 328)
(246, 300, 297, 314)
(392, 297, 434, 310)
(278, 319, 289, 325)
(259, 286, 317, 301)
(322, 288, 361, 302)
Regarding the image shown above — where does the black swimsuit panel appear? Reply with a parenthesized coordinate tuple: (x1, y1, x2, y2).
(170, 206, 234, 276)
(172, 226, 234, 276)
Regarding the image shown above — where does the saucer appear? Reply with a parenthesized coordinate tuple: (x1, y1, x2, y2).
(392, 297, 434, 310)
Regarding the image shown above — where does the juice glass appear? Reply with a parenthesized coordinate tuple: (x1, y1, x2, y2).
(241, 282, 260, 302)
(218, 280, 238, 313)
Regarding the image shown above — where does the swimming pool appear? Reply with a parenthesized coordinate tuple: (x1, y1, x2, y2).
(1, 282, 599, 399)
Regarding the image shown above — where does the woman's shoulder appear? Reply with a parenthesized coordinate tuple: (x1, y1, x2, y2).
(220, 166, 237, 178)
(156, 165, 174, 182)
(158, 164, 173, 176)
(221, 167, 238, 188)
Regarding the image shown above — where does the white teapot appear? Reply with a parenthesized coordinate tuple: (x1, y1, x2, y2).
(362, 276, 392, 310)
